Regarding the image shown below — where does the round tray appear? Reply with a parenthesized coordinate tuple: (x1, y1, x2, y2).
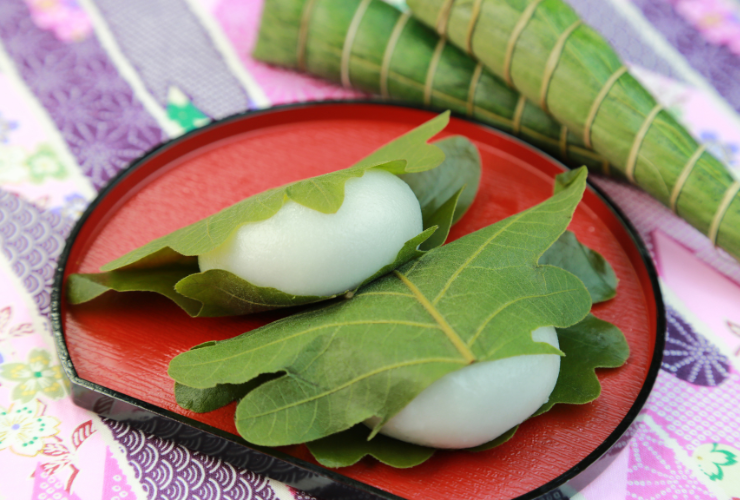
(52, 102, 664, 500)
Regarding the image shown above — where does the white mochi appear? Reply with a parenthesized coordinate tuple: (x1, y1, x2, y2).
(366, 326, 561, 449)
(198, 169, 423, 297)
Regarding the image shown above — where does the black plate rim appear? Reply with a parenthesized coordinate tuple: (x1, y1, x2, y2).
(50, 100, 666, 500)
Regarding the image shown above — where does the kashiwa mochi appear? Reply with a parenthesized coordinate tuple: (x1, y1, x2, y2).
(367, 326, 561, 449)
(198, 169, 423, 297)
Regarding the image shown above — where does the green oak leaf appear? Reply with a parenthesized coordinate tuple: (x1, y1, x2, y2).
(175, 372, 280, 413)
(300, 312, 628, 466)
(174, 382, 253, 413)
(464, 426, 519, 453)
(172, 226, 438, 317)
(542, 231, 618, 303)
(467, 313, 629, 455)
(400, 135, 481, 225)
(169, 167, 593, 447)
(103, 112, 448, 269)
(306, 424, 435, 469)
(67, 264, 201, 316)
(68, 113, 475, 317)
(534, 314, 630, 416)
(170, 201, 618, 416)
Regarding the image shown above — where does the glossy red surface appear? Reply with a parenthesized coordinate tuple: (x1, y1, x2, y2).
(61, 104, 659, 500)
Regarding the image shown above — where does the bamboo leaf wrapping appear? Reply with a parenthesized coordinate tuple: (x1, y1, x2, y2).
(253, 0, 607, 171)
(407, 0, 740, 261)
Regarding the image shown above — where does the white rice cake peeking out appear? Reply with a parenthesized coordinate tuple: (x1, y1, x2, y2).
(367, 326, 561, 449)
(199, 169, 423, 297)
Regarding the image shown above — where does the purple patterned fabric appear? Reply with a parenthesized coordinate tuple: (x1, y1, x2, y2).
(662, 306, 731, 386)
(633, 0, 740, 113)
(104, 419, 279, 500)
(0, 189, 72, 315)
(94, 0, 252, 119)
(0, 0, 165, 190)
(101, 416, 316, 486)
(568, 0, 685, 82)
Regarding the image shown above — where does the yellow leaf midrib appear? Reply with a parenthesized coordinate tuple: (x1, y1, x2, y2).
(393, 270, 476, 363)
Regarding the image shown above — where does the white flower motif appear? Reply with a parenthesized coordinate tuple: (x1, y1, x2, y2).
(0, 399, 60, 456)
(0, 145, 29, 183)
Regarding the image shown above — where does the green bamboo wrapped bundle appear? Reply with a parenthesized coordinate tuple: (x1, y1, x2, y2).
(253, 0, 607, 172)
(407, 0, 740, 261)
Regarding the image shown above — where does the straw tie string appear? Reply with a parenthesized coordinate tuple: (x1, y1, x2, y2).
(297, 0, 320, 71)
(709, 180, 740, 246)
(512, 95, 526, 136)
(584, 66, 628, 148)
(466, 62, 484, 116)
(341, 0, 373, 89)
(424, 38, 447, 105)
(559, 125, 568, 160)
(602, 159, 611, 176)
(465, 0, 484, 54)
(625, 104, 663, 183)
(504, 0, 544, 88)
(380, 11, 411, 98)
(669, 145, 706, 214)
(435, 0, 455, 37)
(539, 20, 583, 113)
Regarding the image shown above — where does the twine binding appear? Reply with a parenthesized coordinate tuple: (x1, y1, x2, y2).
(669, 145, 706, 214)
(380, 12, 411, 98)
(625, 104, 663, 183)
(512, 95, 526, 135)
(435, 0, 455, 37)
(341, 0, 373, 89)
(297, 0, 320, 71)
(425, 38, 446, 105)
(559, 125, 568, 160)
(504, 0, 544, 87)
(709, 180, 740, 246)
(602, 160, 611, 176)
(466, 0, 484, 54)
(584, 66, 628, 148)
(539, 20, 583, 113)
(467, 62, 484, 116)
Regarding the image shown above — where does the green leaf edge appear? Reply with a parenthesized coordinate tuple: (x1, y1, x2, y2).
(68, 113, 461, 316)
(169, 167, 628, 467)
(301, 312, 629, 468)
(102, 111, 450, 271)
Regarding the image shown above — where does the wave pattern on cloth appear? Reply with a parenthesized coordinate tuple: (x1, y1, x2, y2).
(102, 416, 317, 486)
(0, 0, 165, 190)
(0, 189, 72, 315)
(92, 0, 253, 120)
(103, 418, 285, 500)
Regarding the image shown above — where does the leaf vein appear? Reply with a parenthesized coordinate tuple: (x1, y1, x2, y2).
(394, 271, 476, 363)
(244, 357, 467, 420)
(432, 212, 528, 305)
(468, 288, 584, 349)
(185, 321, 440, 369)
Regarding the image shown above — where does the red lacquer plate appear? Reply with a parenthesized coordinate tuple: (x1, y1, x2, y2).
(51, 103, 664, 500)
